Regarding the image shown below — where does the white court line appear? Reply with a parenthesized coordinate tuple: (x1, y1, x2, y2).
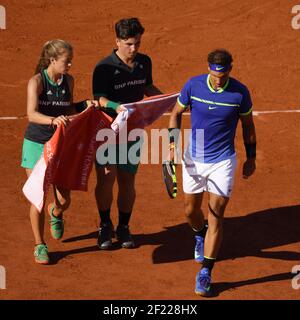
(1, 109, 300, 120)
(162, 109, 300, 116)
(0, 116, 20, 120)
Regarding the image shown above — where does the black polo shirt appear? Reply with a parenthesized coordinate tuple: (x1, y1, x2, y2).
(92, 50, 153, 106)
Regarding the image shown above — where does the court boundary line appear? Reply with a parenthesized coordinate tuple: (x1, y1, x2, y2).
(1, 109, 300, 120)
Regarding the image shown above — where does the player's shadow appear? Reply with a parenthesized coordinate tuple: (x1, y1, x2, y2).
(49, 245, 99, 265)
(211, 271, 295, 297)
(50, 231, 121, 264)
(134, 204, 300, 296)
(135, 205, 300, 264)
(57, 205, 300, 272)
(62, 231, 98, 243)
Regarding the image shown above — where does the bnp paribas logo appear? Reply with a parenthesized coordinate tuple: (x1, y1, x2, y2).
(0, 5, 6, 30)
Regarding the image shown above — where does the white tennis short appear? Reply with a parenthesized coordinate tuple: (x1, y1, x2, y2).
(182, 149, 237, 197)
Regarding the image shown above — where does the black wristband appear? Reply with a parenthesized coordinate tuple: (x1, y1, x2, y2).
(244, 142, 256, 159)
(168, 128, 180, 144)
(74, 100, 88, 113)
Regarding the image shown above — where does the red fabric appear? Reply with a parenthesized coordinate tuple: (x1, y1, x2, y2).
(23, 93, 178, 211)
(46, 108, 112, 191)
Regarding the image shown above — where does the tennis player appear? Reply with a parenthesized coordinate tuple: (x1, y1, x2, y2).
(22, 39, 97, 264)
(168, 49, 256, 296)
(92, 17, 162, 250)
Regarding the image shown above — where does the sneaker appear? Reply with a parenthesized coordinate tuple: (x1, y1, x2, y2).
(48, 203, 64, 240)
(97, 222, 114, 250)
(34, 244, 49, 264)
(195, 267, 212, 297)
(194, 235, 204, 263)
(116, 224, 135, 248)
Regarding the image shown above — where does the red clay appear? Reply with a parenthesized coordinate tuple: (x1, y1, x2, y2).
(0, 0, 300, 299)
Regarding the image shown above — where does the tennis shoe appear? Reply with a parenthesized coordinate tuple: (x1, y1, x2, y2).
(195, 267, 212, 297)
(116, 224, 135, 248)
(97, 222, 114, 250)
(194, 235, 204, 263)
(34, 244, 49, 265)
(48, 203, 64, 240)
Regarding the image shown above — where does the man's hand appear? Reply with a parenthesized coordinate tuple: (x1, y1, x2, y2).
(116, 104, 127, 114)
(168, 142, 175, 163)
(242, 158, 256, 179)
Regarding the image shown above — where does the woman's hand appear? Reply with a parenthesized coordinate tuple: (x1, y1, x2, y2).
(86, 100, 100, 109)
(51, 115, 70, 127)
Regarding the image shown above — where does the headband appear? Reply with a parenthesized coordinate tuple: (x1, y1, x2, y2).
(209, 63, 231, 72)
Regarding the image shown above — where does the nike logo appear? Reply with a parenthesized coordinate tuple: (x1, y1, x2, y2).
(208, 106, 217, 110)
(216, 67, 224, 71)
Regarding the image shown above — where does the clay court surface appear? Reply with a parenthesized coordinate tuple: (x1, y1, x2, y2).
(0, 0, 300, 300)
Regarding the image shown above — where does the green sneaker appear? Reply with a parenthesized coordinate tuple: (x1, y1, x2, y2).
(34, 244, 49, 264)
(48, 203, 64, 240)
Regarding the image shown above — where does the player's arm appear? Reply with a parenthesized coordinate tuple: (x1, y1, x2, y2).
(96, 96, 126, 114)
(27, 75, 68, 127)
(240, 112, 256, 178)
(168, 100, 188, 162)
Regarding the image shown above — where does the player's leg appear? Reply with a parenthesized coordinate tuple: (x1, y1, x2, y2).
(184, 192, 205, 230)
(26, 168, 48, 263)
(205, 193, 228, 258)
(195, 194, 228, 297)
(48, 185, 71, 240)
(184, 192, 208, 263)
(116, 168, 136, 248)
(114, 139, 141, 248)
(196, 157, 236, 296)
(95, 164, 117, 249)
(182, 152, 209, 264)
(22, 139, 49, 264)
(204, 157, 236, 258)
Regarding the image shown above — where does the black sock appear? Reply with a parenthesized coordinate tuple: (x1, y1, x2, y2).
(202, 257, 216, 273)
(99, 209, 111, 225)
(118, 211, 132, 226)
(193, 224, 208, 238)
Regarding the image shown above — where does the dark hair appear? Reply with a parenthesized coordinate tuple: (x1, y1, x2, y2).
(115, 17, 145, 39)
(207, 49, 233, 65)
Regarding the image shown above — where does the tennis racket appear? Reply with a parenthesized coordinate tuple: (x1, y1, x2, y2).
(162, 160, 177, 198)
